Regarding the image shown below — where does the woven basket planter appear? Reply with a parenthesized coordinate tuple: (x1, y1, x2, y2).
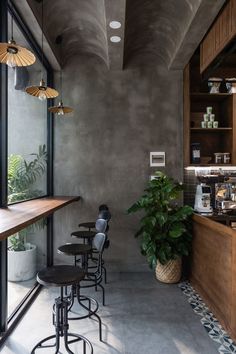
(155, 258, 182, 284)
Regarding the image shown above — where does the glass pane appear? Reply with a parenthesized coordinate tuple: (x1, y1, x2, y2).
(7, 219, 47, 316)
(7, 15, 47, 204)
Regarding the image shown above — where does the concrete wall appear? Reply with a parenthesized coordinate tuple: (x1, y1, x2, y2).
(53, 56, 183, 271)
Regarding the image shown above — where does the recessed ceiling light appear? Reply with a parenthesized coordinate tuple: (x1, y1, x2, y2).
(109, 21, 121, 29)
(110, 36, 121, 43)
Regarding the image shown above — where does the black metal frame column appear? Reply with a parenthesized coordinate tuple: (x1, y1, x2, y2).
(47, 73, 54, 267)
(0, 0, 8, 209)
(0, 0, 8, 335)
(0, 0, 55, 343)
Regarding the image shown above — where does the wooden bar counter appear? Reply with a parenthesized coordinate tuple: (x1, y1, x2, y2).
(190, 213, 236, 339)
(0, 196, 80, 241)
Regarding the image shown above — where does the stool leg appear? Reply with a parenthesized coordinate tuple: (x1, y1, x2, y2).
(78, 288, 102, 342)
(63, 297, 73, 354)
(98, 283, 105, 306)
(31, 286, 93, 354)
(55, 298, 61, 353)
(102, 265, 107, 284)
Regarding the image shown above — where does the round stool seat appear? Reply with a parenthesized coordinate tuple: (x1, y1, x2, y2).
(37, 265, 85, 287)
(71, 230, 96, 239)
(79, 222, 95, 229)
(58, 243, 92, 256)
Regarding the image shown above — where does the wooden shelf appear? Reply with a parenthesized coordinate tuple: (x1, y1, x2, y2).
(0, 196, 81, 241)
(184, 61, 236, 166)
(189, 163, 232, 167)
(191, 93, 232, 101)
(191, 128, 232, 131)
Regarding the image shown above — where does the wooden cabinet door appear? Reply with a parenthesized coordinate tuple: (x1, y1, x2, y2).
(215, 3, 230, 54)
(200, 27, 215, 73)
(200, 1, 233, 74)
(232, 94, 236, 165)
(230, 0, 236, 38)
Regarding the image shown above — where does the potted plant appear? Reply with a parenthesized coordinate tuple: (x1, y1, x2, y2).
(127, 171, 193, 283)
(7, 145, 47, 282)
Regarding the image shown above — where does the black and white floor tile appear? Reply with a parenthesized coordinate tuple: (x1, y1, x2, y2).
(179, 282, 236, 354)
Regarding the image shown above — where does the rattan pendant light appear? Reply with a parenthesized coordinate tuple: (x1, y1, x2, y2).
(0, 15, 36, 67)
(48, 36, 73, 115)
(26, 0, 58, 100)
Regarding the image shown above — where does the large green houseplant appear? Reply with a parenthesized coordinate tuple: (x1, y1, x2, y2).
(8, 145, 47, 281)
(128, 171, 193, 283)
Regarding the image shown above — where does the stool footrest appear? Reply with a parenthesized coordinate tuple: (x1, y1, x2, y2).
(31, 333, 93, 354)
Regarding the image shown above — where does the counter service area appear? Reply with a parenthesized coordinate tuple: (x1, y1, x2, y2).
(183, 1, 236, 341)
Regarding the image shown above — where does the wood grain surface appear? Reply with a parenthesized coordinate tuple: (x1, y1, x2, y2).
(191, 214, 236, 339)
(0, 196, 80, 241)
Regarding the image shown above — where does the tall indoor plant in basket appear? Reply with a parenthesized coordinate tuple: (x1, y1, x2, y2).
(128, 171, 193, 283)
(8, 145, 47, 281)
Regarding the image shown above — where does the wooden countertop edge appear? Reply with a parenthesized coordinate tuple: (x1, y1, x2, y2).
(193, 213, 236, 238)
(0, 196, 81, 241)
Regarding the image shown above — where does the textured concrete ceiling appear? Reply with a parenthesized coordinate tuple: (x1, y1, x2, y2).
(124, 0, 202, 66)
(14, 0, 225, 70)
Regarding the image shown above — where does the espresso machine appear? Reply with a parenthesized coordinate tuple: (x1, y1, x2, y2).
(215, 180, 236, 211)
(194, 183, 213, 214)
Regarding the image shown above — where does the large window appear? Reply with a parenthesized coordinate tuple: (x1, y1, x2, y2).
(0, 0, 54, 339)
(7, 14, 48, 204)
(7, 219, 47, 317)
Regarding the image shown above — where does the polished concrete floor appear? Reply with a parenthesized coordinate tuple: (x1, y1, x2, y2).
(8, 279, 36, 316)
(1, 272, 218, 354)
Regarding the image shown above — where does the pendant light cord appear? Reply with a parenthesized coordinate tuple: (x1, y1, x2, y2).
(11, 15, 14, 41)
(41, 0, 44, 79)
(60, 69, 63, 102)
(60, 39, 63, 101)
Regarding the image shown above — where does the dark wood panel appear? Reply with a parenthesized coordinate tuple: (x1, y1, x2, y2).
(232, 95, 236, 164)
(200, 1, 234, 74)
(0, 196, 81, 241)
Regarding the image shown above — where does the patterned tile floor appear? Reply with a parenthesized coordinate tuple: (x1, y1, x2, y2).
(179, 282, 236, 354)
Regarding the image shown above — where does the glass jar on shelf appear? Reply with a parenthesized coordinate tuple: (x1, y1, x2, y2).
(214, 152, 223, 164)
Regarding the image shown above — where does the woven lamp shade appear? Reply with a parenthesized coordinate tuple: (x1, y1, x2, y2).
(48, 100, 73, 115)
(0, 40, 36, 67)
(26, 79, 59, 99)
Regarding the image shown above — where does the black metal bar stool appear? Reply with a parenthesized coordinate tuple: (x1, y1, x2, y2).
(57, 242, 103, 341)
(71, 217, 109, 283)
(58, 232, 106, 305)
(31, 265, 93, 354)
(89, 218, 110, 285)
(80, 233, 106, 306)
(73, 210, 111, 246)
(78, 204, 109, 231)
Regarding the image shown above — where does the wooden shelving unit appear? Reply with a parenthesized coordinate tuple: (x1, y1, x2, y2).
(190, 128, 232, 131)
(191, 93, 231, 101)
(183, 57, 236, 167)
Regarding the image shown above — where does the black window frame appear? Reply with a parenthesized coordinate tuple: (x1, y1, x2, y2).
(0, 0, 54, 345)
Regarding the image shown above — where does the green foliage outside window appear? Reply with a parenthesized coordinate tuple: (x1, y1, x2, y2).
(8, 145, 47, 251)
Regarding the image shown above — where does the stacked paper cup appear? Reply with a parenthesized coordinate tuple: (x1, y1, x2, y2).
(201, 107, 218, 128)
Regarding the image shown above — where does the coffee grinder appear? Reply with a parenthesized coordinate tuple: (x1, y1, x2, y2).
(194, 183, 213, 214)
